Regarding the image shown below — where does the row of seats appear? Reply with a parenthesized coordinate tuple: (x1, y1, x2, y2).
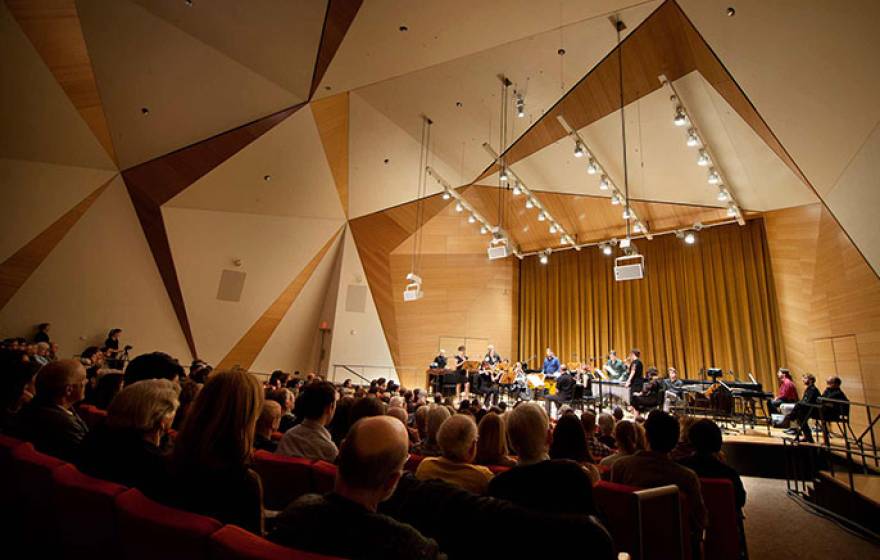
(0, 434, 341, 560)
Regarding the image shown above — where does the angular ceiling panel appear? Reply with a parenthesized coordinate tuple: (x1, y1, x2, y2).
(0, 2, 114, 170)
(0, 177, 192, 362)
(167, 106, 344, 220)
(317, 0, 657, 96)
(163, 206, 344, 365)
(77, 0, 301, 168)
(350, 1, 660, 204)
(133, 0, 327, 101)
(0, 159, 116, 262)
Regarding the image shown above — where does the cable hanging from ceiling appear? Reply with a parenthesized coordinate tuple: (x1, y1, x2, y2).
(658, 74, 746, 225)
(403, 116, 432, 302)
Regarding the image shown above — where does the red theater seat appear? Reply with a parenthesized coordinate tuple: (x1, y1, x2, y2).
(487, 464, 511, 474)
(52, 464, 127, 560)
(252, 450, 315, 511)
(270, 431, 283, 441)
(593, 481, 683, 560)
(700, 478, 741, 560)
(12, 443, 67, 553)
(78, 404, 108, 430)
(115, 488, 222, 560)
(404, 454, 424, 472)
(311, 460, 336, 494)
(209, 525, 344, 560)
(0, 434, 24, 504)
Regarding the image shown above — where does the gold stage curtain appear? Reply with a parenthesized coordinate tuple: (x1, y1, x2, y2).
(518, 219, 785, 386)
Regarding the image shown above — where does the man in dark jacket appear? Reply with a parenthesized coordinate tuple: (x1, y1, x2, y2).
(12, 359, 88, 461)
(784, 373, 820, 441)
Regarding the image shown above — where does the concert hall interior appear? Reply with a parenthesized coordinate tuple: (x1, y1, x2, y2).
(1, 1, 879, 559)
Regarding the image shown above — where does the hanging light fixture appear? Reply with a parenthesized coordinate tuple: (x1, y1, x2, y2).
(684, 231, 696, 244)
(467, 214, 477, 224)
(611, 193, 621, 205)
(539, 250, 550, 265)
(573, 142, 586, 158)
(537, 211, 546, 222)
(480, 225, 488, 235)
(673, 105, 688, 126)
(717, 188, 730, 202)
(697, 149, 711, 167)
(525, 198, 534, 209)
(686, 128, 700, 147)
(549, 223, 558, 234)
(622, 207, 632, 220)
(726, 202, 737, 217)
(707, 168, 721, 184)
(586, 158, 599, 175)
(442, 191, 451, 200)
(512, 181, 522, 196)
(455, 201, 464, 212)
(499, 167, 509, 183)
(599, 175, 610, 191)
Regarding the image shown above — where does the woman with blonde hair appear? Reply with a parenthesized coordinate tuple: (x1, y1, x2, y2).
(474, 412, 516, 467)
(411, 404, 450, 457)
(77, 379, 179, 494)
(164, 370, 265, 534)
(599, 420, 646, 469)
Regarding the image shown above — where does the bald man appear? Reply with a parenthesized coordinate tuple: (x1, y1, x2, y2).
(415, 414, 493, 494)
(270, 416, 444, 559)
(12, 359, 89, 461)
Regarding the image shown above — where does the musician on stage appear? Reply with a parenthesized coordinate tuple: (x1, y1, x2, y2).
(768, 368, 798, 414)
(542, 348, 560, 377)
(662, 367, 684, 412)
(544, 367, 575, 418)
(454, 345, 469, 400)
(510, 361, 527, 400)
(604, 350, 627, 381)
(623, 349, 644, 400)
(484, 345, 502, 366)
(431, 349, 448, 370)
(477, 358, 501, 407)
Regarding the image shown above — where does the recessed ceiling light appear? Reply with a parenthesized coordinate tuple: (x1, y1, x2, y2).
(557, 48, 566, 56)
(324, 85, 332, 91)
(399, 25, 408, 32)
(726, 7, 736, 17)
(140, 107, 150, 115)
(455, 101, 462, 108)
(263, 175, 271, 182)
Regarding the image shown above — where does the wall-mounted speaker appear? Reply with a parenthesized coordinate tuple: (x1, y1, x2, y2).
(217, 269, 247, 302)
(345, 284, 367, 313)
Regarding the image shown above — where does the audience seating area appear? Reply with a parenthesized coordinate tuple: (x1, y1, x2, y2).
(0, 435, 341, 560)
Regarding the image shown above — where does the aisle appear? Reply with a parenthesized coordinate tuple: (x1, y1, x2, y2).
(741, 476, 877, 560)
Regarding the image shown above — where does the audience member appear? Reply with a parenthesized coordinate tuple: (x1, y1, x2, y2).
(327, 395, 355, 445)
(416, 414, 494, 494)
(171, 378, 202, 430)
(124, 351, 184, 386)
(549, 413, 600, 483)
(580, 410, 612, 460)
(670, 414, 697, 461)
(411, 404, 449, 457)
(473, 412, 516, 467)
(611, 410, 707, 536)
(414, 404, 429, 441)
(268, 370, 290, 389)
(277, 381, 338, 462)
(350, 395, 386, 424)
(612, 406, 624, 423)
(387, 406, 419, 446)
(12, 359, 88, 461)
(255, 400, 282, 452)
(34, 322, 51, 344)
(0, 350, 40, 431)
(596, 413, 616, 449)
(270, 416, 444, 559)
(489, 403, 597, 516)
(164, 370, 265, 534)
(88, 372, 125, 410)
(268, 387, 297, 432)
(677, 419, 746, 511)
(599, 420, 645, 469)
(77, 379, 179, 494)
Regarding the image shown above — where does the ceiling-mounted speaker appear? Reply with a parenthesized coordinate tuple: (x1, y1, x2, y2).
(345, 284, 367, 313)
(217, 269, 247, 301)
(614, 255, 644, 282)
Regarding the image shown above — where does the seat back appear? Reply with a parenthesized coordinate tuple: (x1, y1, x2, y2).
(594, 481, 641, 558)
(635, 485, 684, 560)
(78, 404, 108, 430)
(12, 443, 66, 553)
(52, 464, 127, 560)
(487, 464, 511, 475)
(0, 434, 24, 508)
(700, 478, 740, 560)
(252, 450, 316, 511)
(311, 460, 336, 494)
(404, 453, 425, 472)
(115, 488, 222, 560)
(209, 524, 343, 560)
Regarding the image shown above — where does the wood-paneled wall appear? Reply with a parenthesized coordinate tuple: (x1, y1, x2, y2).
(765, 203, 880, 431)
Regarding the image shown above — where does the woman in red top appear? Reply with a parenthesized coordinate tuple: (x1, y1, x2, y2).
(769, 368, 798, 414)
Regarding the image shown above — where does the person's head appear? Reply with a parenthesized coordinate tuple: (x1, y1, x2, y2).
(295, 381, 337, 424)
(438, 349, 446, 357)
(667, 368, 678, 381)
(35, 342, 50, 356)
(350, 396, 385, 425)
(688, 419, 723, 456)
(269, 370, 289, 388)
(256, 400, 283, 438)
(802, 373, 816, 387)
(545, 347, 554, 358)
(457, 345, 466, 354)
(643, 410, 680, 454)
(389, 395, 405, 409)
(50, 342, 59, 356)
(268, 387, 294, 413)
(612, 406, 624, 422)
(336, 416, 409, 508)
(386, 406, 408, 427)
(35, 359, 87, 408)
(108, 328, 122, 341)
(327, 395, 356, 443)
(506, 402, 550, 462)
(0, 349, 40, 412)
(173, 370, 264, 471)
(609, 350, 618, 360)
(342, 378, 352, 388)
(125, 352, 184, 386)
(580, 410, 597, 437)
(437, 414, 478, 463)
(91, 372, 125, 410)
(425, 404, 451, 445)
(81, 346, 102, 365)
(678, 414, 697, 443)
(487, 344, 495, 354)
(613, 420, 646, 455)
(189, 363, 212, 384)
(497, 401, 508, 413)
(474, 412, 508, 464)
(106, 379, 180, 446)
(549, 413, 592, 464)
(646, 367, 659, 379)
(37, 322, 50, 333)
(777, 368, 792, 381)
(629, 349, 641, 360)
(826, 376, 842, 389)
(414, 404, 430, 439)
(597, 413, 614, 436)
